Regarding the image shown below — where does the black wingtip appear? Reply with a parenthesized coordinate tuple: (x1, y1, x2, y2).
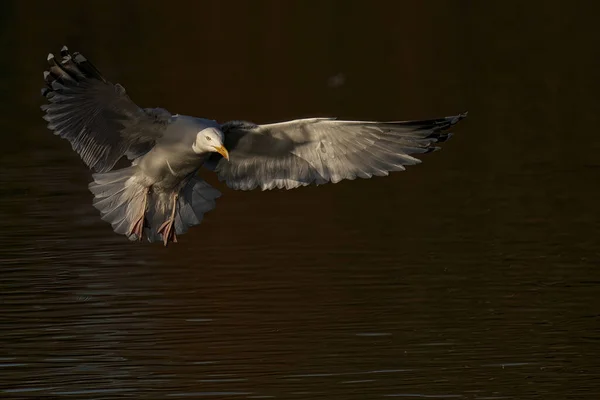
(72, 52, 86, 62)
(437, 132, 453, 143)
(42, 47, 107, 90)
(48, 54, 59, 69)
(71, 51, 106, 82)
(449, 112, 468, 125)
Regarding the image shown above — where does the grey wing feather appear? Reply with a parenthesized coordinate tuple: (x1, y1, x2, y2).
(212, 113, 467, 190)
(41, 47, 171, 172)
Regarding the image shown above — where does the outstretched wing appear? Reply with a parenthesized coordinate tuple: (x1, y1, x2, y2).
(41, 46, 172, 172)
(209, 113, 467, 190)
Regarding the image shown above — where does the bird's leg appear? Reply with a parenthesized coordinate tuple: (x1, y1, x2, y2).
(129, 187, 150, 241)
(157, 192, 179, 247)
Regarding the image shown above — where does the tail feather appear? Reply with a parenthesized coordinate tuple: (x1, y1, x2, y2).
(89, 168, 220, 243)
(89, 168, 132, 194)
(89, 166, 147, 239)
(113, 216, 135, 237)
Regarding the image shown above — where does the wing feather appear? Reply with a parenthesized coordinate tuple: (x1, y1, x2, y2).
(212, 113, 467, 190)
(41, 47, 171, 172)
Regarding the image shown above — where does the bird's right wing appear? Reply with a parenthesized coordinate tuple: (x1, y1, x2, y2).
(41, 47, 172, 173)
(211, 113, 467, 191)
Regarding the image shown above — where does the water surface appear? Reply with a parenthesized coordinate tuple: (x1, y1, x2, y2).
(1, 1, 599, 399)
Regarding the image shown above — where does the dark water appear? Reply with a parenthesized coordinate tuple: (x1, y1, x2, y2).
(1, 1, 599, 398)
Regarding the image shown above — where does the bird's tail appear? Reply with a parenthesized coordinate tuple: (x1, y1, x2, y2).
(88, 166, 148, 241)
(88, 167, 221, 243)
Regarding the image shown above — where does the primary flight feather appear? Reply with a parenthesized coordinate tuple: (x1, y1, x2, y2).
(41, 46, 467, 246)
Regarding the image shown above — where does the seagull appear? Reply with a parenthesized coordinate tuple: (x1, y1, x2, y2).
(41, 46, 467, 246)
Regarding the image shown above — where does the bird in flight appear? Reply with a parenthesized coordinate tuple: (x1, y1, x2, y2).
(41, 46, 467, 246)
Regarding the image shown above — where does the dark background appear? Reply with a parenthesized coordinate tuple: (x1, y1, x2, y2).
(1, 1, 599, 399)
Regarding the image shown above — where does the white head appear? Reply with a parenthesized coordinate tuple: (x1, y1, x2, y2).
(192, 127, 229, 160)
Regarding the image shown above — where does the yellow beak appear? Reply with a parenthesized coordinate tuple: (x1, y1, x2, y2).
(213, 145, 229, 161)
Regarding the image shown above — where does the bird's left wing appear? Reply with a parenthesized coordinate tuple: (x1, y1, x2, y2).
(209, 113, 467, 190)
(41, 47, 172, 172)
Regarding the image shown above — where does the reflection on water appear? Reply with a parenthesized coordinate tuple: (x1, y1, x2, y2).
(1, 1, 599, 399)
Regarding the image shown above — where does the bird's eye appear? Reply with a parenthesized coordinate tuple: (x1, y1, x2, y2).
(206, 136, 212, 141)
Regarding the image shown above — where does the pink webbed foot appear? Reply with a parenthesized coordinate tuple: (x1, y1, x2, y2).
(128, 188, 149, 241)
(157, 193, 179, 247)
